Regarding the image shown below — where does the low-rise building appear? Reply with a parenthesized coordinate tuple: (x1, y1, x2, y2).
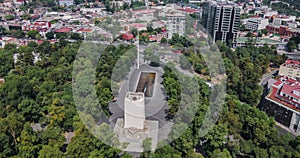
(148, 33, 167, 42)
(272, 15, 296, 26)
(236, 37, 287, 49)
(110, 1, 124, 10)
(80, 7, 105, 14)
(76, 28, 93, 39)
(0, 37, 18, 48)
(246, 17, 269, 31)
(123, 23, 147, 31)
(132, 9, 155, 22)
(263, 10, 278, 18)
(59, 0, 74, 6)
(279, 60, 300, 79)
(263, 76, 300, 135)
(122, 32, 134, 41)
(266, 24, 300, 37)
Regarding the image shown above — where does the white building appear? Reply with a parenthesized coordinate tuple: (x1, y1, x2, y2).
(166, 14, 186, 39)
(272, 16, 296, 26)
(80, 8, 105, 14)
(246, 18, 269, 31)
(264, 10, 278, 18)
(110, 1, 124, 10)
(58, 0, 74, 6)
(132, 9, 155, 22)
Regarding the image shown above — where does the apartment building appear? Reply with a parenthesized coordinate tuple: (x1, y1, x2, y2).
(279, 60, 300, 79)
(166, 14, 186, 39)
(201, 1, 241, 45)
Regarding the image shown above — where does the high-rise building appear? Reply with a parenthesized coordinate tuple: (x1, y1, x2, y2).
(166, 14, 186, 39)
(201, 1, 240, 46)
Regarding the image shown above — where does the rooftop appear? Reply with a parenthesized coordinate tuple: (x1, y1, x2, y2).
(267, 77, 300, 113)
(236, 37, 285, 44)
(176, 8, 198, 13)
(54, 27, 72, 33)
(281, 59, 300, 69)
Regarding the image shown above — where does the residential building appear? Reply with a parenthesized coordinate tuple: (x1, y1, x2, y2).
(263, 76, 300, 135)
(188, 0, 205, 4)
(76, 28, 93, 39)
(272, 15, 296, 26)
(132, 9, 155, 22)
(58, 0, 74, 6)
(177, 7, 202, 20)
(80, 8, 105, 14)
(122, 32, 134, 41)
(0, 37, 17, 48)
(148, 33, 167, 42)
(266, 25, 300, 37)
(110, 1, 124, 10)
(263, 10, 278, 18)
(245, 17, 269, 31)
(279, 60, 300, 79)
(166, 14, 186, 39)
(123, 23, 147, 31)
(236, 37, 287, 49)
(201, 1, 241, 45)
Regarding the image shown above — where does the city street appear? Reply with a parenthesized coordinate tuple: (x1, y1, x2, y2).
(259, 69, 278, 86)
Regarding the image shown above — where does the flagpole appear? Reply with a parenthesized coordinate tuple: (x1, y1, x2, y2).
(137, 29, 140, 69)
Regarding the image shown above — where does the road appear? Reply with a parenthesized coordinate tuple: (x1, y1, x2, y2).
(287, 54, 300, 60)
(259, 69, 278, 86)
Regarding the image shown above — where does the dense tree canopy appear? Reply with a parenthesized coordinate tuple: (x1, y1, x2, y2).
(0, 36, 298, 158)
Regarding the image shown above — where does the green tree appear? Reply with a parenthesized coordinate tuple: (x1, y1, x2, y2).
(161, 37, 167, 44)
(141, 138, 152, 157)
(13, 30, 25, 38)
(38, 144, 63, 158)
(70, 32, 83, 40)
(210, 149, 232, 158)
(5, 15, 15, 20)
(46, 32, 54, 39)
(287, 40, 298, 52)
(254, 147, 268, 158)
(27, 30, 39, 39)
(21, 14, 32, 20)
(17, 123, 40, 158)
(0, 112, 24, 147)
(0, 49, 14, 77)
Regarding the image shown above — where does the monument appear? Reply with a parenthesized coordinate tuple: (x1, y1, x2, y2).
(124, 92, 145, 129)
(114, 72, 159, 152)
(113, 32, 159, 152)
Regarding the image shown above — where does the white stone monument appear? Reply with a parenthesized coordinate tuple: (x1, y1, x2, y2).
(124, 92, 145, 129)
